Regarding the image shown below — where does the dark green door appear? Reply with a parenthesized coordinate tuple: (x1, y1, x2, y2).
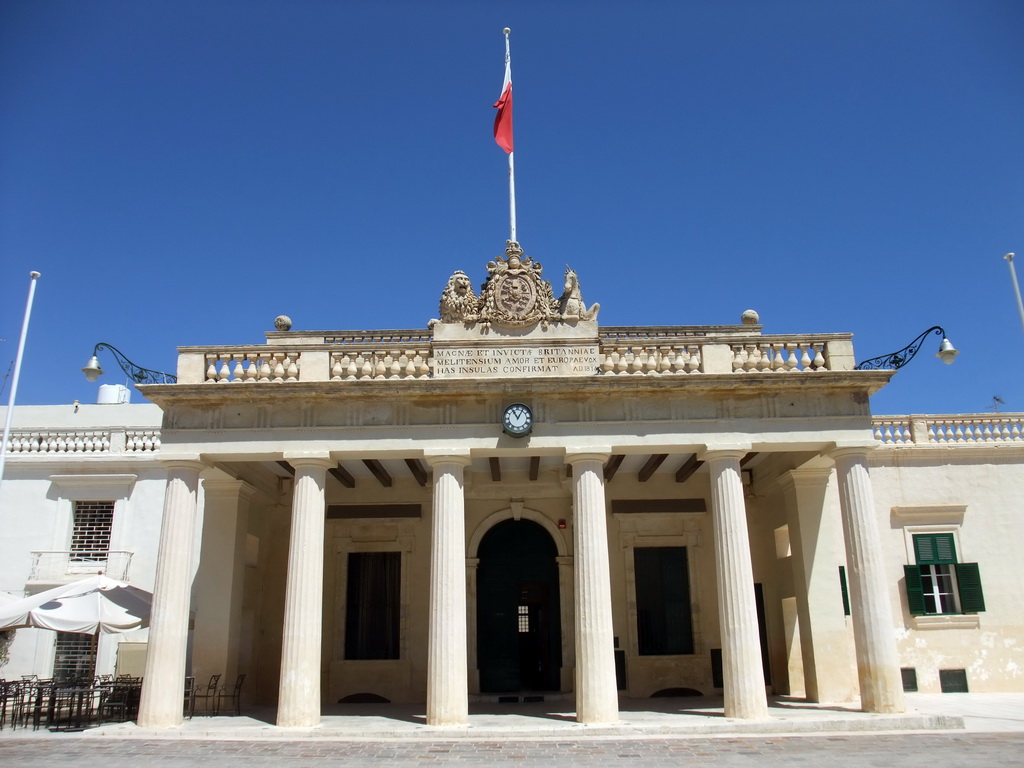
(477, 519, 561, 693)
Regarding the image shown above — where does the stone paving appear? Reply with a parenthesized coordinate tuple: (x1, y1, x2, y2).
(1, 732, 1023, 767)
(1, 693, 1023, 767)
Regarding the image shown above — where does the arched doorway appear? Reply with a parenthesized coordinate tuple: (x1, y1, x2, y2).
(476, 519, 562, 693)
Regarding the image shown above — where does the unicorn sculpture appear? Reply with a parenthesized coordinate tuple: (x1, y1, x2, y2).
(558, 267, 600, 321)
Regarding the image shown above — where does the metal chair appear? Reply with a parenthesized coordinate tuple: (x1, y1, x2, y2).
(97, 683, 132, 723)
(216, 674, 245, 717)
(183, 676, 195, 717)
(188, 674, 220, 718)
(0, 681, 16, 729)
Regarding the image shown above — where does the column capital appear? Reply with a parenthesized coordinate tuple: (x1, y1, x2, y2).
(423, 450, 472, 469)
(159, 456, 205, 472)
(565, 448, 611, 465)
(827, 442, 878, 461)
(777, 467, 834, 492)
(281, 453, 335, 470)
(201, 478, 257, 500)
(700, 445, 751, 463)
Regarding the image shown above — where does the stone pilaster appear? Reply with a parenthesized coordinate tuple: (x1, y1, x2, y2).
(780, 468, 857, 703)
(704, 449, 769, 720)
(277, 455, 333, 728)
(137, 459, 204, 728)
(831, 446, 905, 714)
(567, 451, 619, 725)
(556, 554, 576, 693)
(424, 452, 472, 726)
(192, 478, 254, 689)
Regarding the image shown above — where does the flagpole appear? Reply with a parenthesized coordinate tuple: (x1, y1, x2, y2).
(508, 150, 516, 243)
(0, 270, 41, 488)
(504, 28, 517, 243)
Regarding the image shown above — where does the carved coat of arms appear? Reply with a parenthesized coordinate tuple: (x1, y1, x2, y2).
(478, 242, 559, 328)
(434, 242, 598, 330)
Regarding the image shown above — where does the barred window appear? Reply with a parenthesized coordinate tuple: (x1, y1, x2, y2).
(53, 632, 94, 681)
(71, 501, 114, 561)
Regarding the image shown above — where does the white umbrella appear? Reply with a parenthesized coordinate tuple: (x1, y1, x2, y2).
(0, 574, 151, 634)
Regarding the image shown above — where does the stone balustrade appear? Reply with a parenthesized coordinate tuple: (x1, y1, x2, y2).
(126, 430, 161, 452)
(5, 430, 111, 454)
(330, 348, 432, 380)
(8, 417, 1023, 452)
(730, 340, 826, 373)
(3, 429, 159, 455)
(872, 415, 1024, 445)
(175, 332, 857, 384)
(321, 331, 434, 345)
(599, 343, 702, 375)
(202, 349, 302, 383)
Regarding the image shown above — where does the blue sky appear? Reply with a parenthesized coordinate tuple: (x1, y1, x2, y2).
(1, 1, 1022, 415)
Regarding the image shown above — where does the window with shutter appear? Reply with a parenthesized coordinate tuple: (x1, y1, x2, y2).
(905, 533, 985, 616)
(838, 566, 850, 616)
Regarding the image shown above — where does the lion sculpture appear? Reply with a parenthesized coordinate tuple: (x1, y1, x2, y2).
(438, 270, 481, 324)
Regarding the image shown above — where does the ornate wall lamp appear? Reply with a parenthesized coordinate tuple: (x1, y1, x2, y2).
(854, 326, 959, 371)
(81, 343, 177, 384)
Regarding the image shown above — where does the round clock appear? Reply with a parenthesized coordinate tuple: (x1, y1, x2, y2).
(502, 403, 533, 437)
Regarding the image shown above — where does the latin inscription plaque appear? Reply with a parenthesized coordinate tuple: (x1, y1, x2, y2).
(432, 343, 601, 378)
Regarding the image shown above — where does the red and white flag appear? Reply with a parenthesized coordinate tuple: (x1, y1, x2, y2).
(493, 42, 513, 153)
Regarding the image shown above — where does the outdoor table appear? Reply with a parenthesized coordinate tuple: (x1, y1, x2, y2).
(47, 686, 100, 731)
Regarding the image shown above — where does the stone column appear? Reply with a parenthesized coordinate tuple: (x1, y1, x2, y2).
(424, 452, 472, 726)
(831, 446, 904, 714)
(567, 451, 619, 725)
(137, 459, 205, 728)
(704, 449, 768, 720)
(277, 455, 333, 728)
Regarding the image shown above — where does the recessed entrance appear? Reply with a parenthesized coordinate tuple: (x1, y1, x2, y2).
(477, 519, 561, 693)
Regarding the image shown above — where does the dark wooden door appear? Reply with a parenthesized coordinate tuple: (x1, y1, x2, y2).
(477, 520, 561, 692)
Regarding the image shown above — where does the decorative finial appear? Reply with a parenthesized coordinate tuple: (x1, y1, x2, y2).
(503, 27, 511, 35)
(274, 315, 292, 332)
(741, 309, 760, 325)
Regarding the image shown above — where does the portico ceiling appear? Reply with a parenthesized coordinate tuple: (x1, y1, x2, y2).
(218, 451, 765, 498)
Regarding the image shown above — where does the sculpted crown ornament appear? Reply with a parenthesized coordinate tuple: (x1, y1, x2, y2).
(433, 242, 600, 330)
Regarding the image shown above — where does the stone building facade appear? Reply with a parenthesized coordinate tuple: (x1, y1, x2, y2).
(2, 245, 1022, 728)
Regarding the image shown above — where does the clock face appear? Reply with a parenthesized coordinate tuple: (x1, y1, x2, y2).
(502, 403, 533, 437)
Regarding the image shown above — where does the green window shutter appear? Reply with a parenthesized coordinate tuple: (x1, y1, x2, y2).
(913, 533, 957, 564)
(838, 566, 850, 616)
(955, 563, 986, 613)
(904, 564, 927, 615)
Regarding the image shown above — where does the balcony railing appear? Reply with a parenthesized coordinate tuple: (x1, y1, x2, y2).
(29, 551, 133, 582)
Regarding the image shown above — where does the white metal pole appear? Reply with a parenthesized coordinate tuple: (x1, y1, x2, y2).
(1004, 253, 1024, 336)
(509, 150, 517, 243)
(0, 270, 41, 487)
(504, 29, 517, 243)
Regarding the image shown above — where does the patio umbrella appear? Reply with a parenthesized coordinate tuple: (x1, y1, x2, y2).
(0, 574, 151, 634)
